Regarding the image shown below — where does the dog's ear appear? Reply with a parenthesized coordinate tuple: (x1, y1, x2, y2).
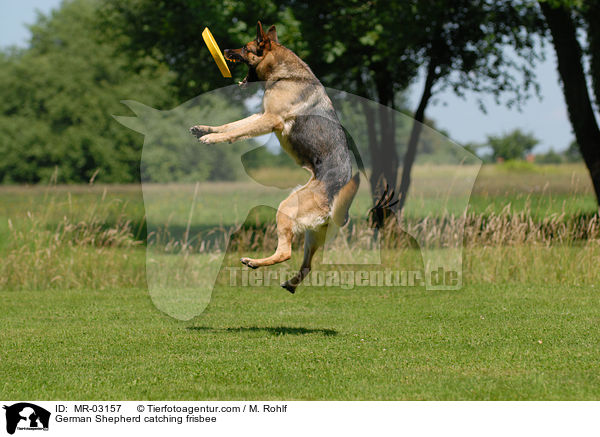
(256, 21, 266, 42)
(266, 25, 278, 43)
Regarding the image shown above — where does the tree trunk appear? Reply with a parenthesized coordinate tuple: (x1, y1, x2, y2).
(395, 60, 437, 213)
(375, 78, 398, 202)
(585, 1, 600, 113)
(540, 2, 600, 206)
(361, 99, 381, 202)
(360, 71, 399, 228)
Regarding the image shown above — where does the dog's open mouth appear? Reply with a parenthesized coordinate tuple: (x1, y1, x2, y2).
(223, 51, 258, 88)
(224, 52, 247, 86)
(224, 51, 243, 64)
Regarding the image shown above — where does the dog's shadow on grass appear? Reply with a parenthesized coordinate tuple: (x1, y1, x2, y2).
(187, 326, 338, 336)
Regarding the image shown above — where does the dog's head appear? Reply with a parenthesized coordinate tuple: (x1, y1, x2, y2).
(224, 21, 278, 87)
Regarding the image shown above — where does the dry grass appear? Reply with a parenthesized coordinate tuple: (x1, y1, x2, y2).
(0, 190, 145, 291)
(1, 164, 599, 291)
(221, 206, 600, 252)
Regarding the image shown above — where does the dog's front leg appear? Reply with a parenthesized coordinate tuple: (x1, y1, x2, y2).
(198, 113, 283, 144)
(190, 113, 262, 139)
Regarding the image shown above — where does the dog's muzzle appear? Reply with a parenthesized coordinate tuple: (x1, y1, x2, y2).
(224, 49, 244, 63)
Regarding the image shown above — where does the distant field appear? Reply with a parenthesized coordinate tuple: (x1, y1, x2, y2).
(0, 163, 595, 230)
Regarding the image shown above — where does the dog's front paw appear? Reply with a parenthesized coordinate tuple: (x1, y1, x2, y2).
(198, 133, 226, 144)
(240, 257, 259, 269)
(190, 125, 213, 139)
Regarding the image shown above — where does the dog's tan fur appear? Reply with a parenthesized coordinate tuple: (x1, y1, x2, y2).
(191, 22, 359, 292)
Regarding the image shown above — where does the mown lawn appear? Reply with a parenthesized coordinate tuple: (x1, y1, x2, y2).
(1, 282, 599, 400)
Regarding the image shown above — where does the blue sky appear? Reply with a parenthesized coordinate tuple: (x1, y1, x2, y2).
(0, 0, 62, 46)
(0, 0, 574, 152)
(407, 46, 572, 153)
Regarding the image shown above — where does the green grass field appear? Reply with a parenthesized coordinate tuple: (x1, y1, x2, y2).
(2, 283, 599, 400)
(1, 163, 600, 400)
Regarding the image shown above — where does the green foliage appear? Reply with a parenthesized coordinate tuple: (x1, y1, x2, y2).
(564, 140, 582, 162)
(98, 0, 292, 100)
(0, 0, 177, 183)
(462, 142, 486, 159)
(486, 129, 539, 161)
(99, 0, 545, 205)
(0, 0, 548, 186)
(288, 0, 544, 108)
(121, 95, 253, 183)
(497, 159, 539, 172)
(536, 148, 564, 164)
(0, 0, 582, 186)
(532, 140, 583, 165)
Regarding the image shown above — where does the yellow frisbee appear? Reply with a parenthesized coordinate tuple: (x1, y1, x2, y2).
(202, 27, 232, 78)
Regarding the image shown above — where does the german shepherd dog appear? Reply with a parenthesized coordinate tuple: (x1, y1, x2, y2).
(190, 21, 360, 293)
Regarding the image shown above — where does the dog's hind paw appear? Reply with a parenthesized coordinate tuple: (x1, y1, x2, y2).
(240, 257, 259, 269)
(280, 281, 296, 294)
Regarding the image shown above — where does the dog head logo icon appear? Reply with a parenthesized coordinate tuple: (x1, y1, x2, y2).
(3, 403, 50, 435)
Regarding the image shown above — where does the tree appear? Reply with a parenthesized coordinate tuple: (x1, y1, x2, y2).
(564, 140, 582, 162)
(487, 129, 539, 161)
(539, 0, 600, 206)
(99, 0, 290, 100)
(286, 0, 544, 220)
(102, 0, 543, 218)
(536, 148, 563, 164)
(0, 0, 176, 183)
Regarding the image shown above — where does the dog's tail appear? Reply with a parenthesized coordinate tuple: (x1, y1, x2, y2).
(331, 173, 360, 227)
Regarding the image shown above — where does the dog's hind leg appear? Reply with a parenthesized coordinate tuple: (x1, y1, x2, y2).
(240, 180, 329, 271)
(240, 205, 294, 269)
(281, 225, 327, 294)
